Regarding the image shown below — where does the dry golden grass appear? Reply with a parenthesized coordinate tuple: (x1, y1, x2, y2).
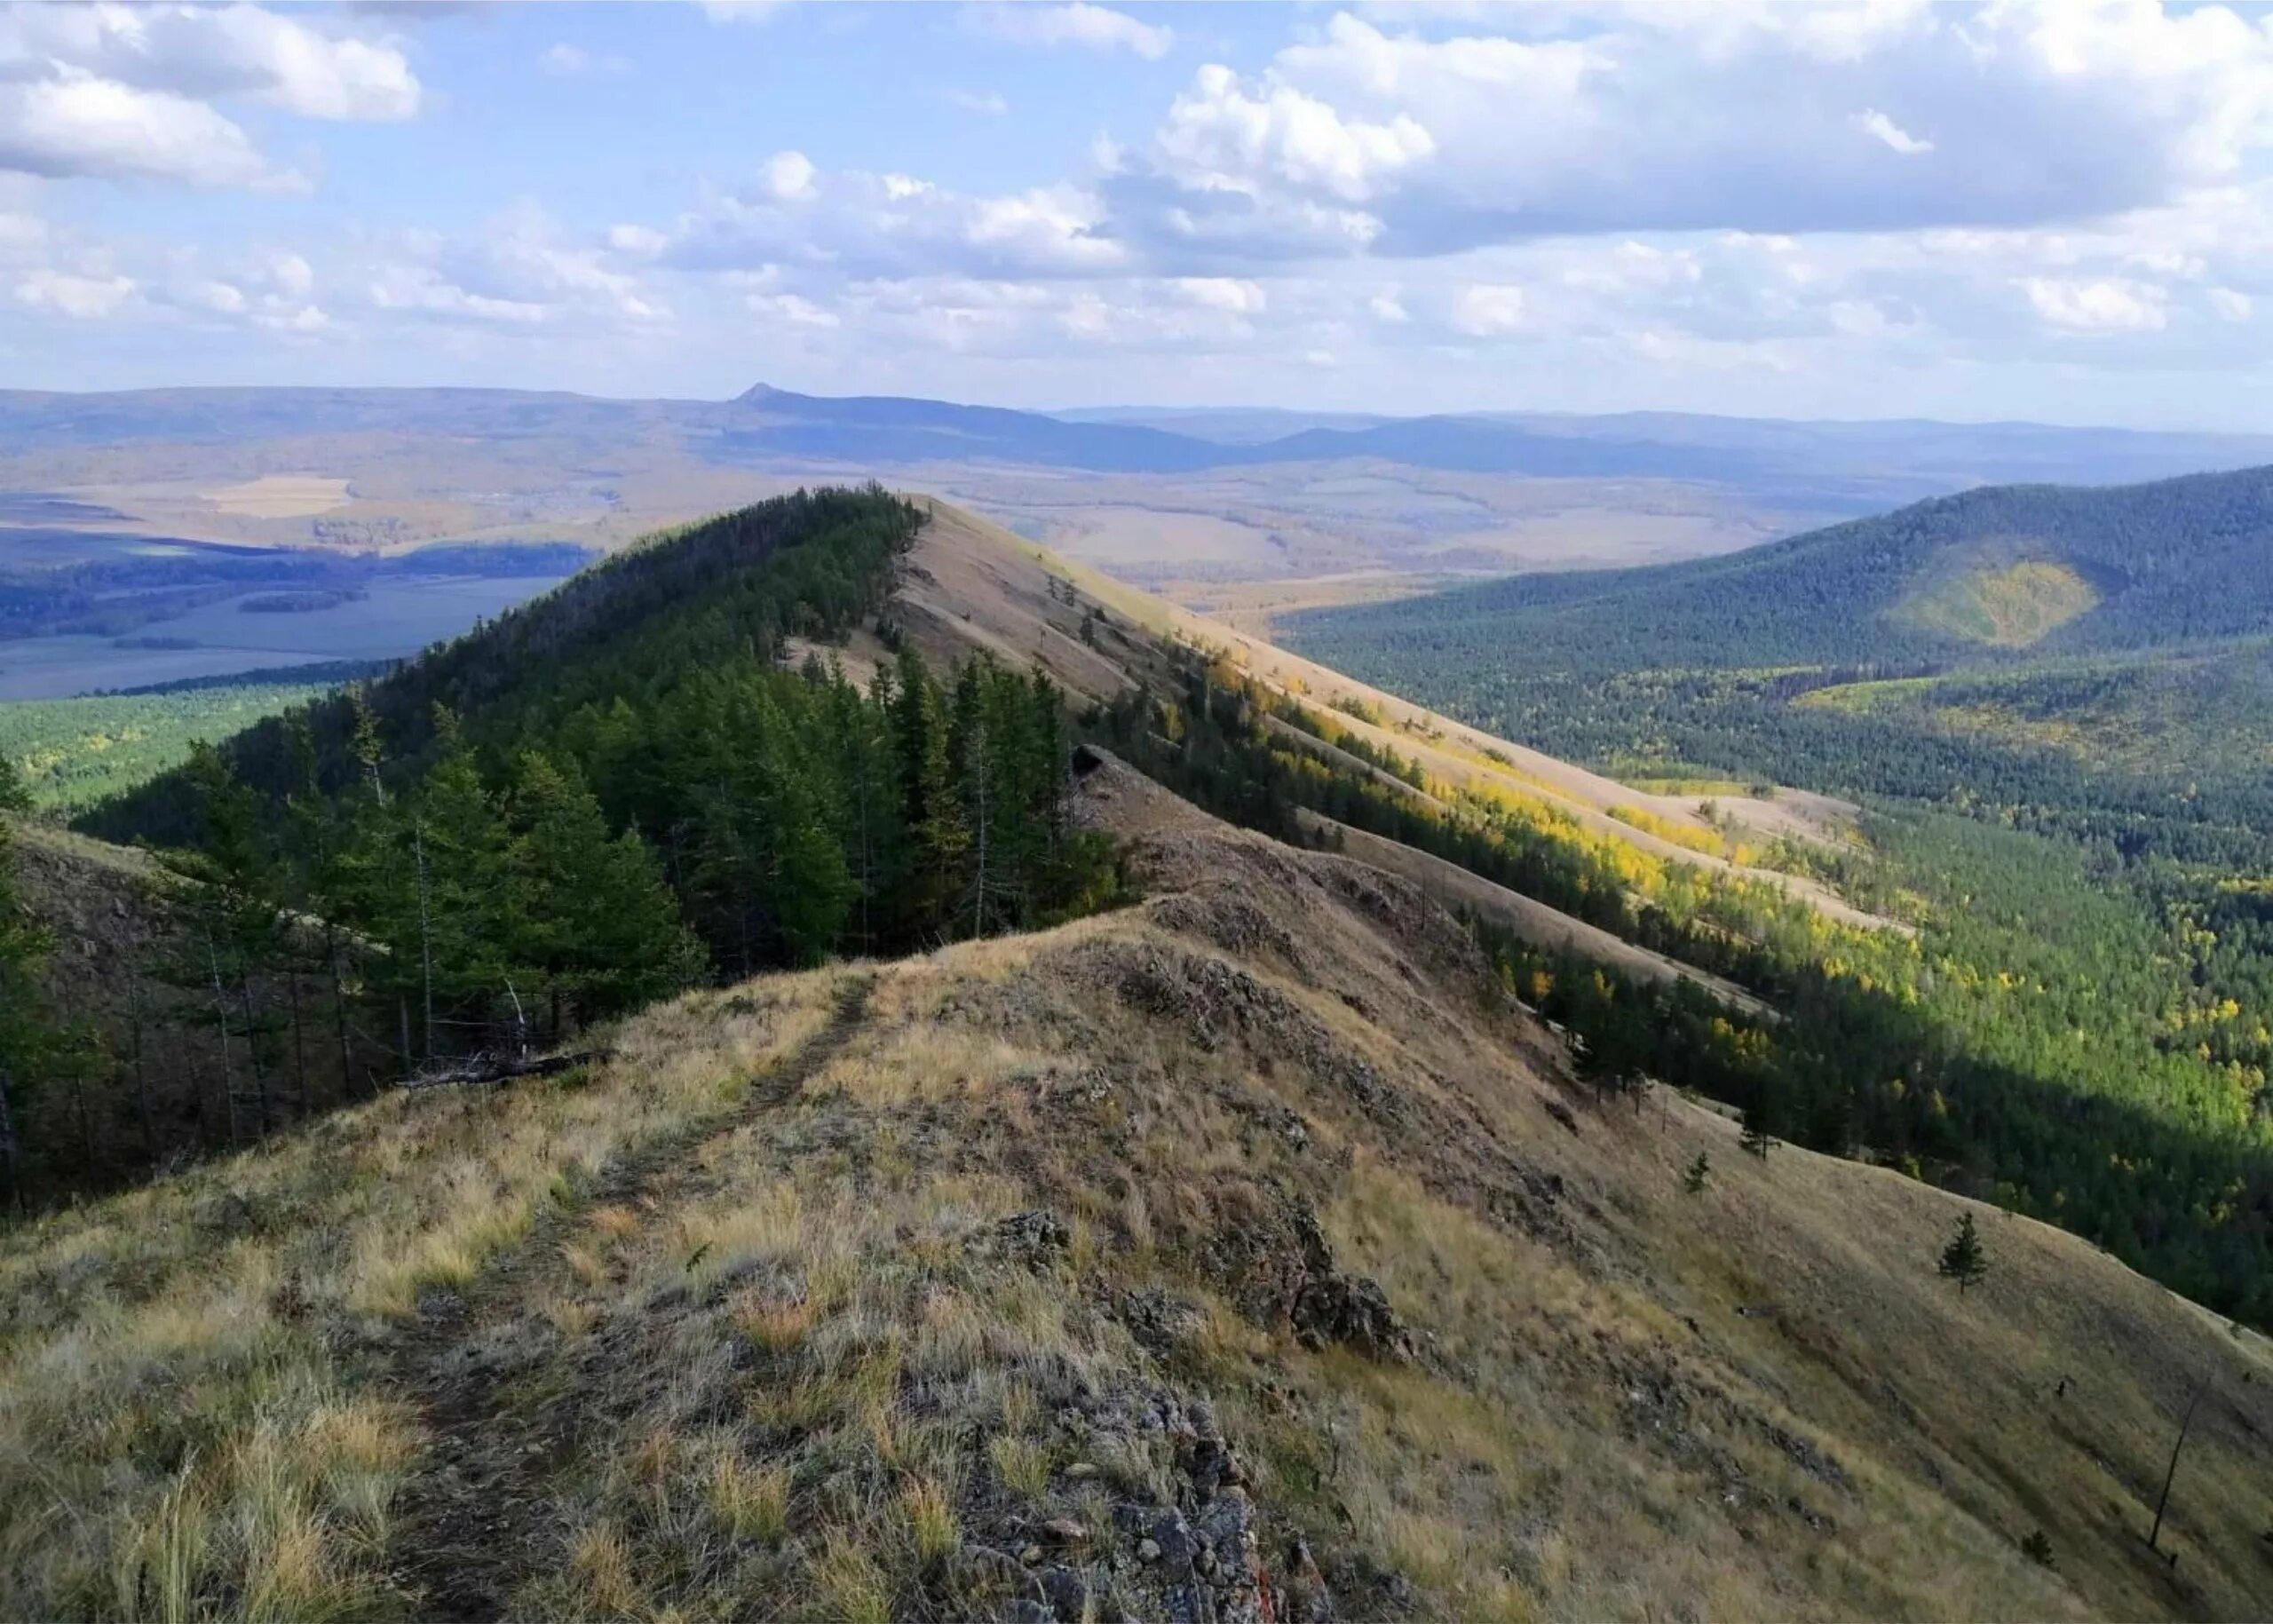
(4, 823, 2269, 1622)
(0, 970, 840, 1622)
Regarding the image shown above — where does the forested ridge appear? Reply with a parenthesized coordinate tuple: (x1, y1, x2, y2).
(0, 489, 1114, 1206)
(1299, 461, 2273, 677)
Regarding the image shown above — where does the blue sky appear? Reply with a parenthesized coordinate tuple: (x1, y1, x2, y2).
(5, 2, 2273, 428)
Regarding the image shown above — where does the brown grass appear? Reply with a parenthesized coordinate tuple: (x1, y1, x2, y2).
(4, 824, 2268, 1621)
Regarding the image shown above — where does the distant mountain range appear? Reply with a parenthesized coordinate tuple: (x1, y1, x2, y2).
(6, 383, 2272, 517)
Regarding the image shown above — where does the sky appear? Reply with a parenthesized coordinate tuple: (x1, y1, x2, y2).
(5, 1, 2273, 428)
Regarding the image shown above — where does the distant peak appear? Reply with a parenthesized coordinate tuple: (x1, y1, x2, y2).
(734, 382, 784, 404)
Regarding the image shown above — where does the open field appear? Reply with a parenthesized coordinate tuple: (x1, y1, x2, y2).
(202, 474, 353, 519)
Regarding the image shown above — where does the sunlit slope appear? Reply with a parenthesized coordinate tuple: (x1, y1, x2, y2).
(907, 500, 1893, 933)
(4, 770, 2265, 1621)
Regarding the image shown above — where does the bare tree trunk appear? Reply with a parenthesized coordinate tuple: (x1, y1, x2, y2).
(0, 1061, 23, 1214)
(206, 930, 242, 1150)
(970, 721, 990, 939)
(415, 821, 435, 1065)
(129, 987, 157, 1169)
(71, 1066, 95, 1181)
(285, 963, 310, 1117)
(327, 926, 360, 1098)
(2148, 1382, 2206, 1552)
(239, 981, 273, 1138)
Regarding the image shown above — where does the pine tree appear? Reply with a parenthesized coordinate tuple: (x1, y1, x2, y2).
(503, 750, 702, 1030)
(1739, 1102, 1775, 1159)
(1683, 1151, 1711, 1194)
(2021, 1529, 2054, 1568)
(1937, 1211, 1989, 1295)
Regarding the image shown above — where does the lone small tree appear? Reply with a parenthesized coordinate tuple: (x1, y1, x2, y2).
(1739, 1104, 1775, 1160)
(1683, 1151, 1711, 1194)
(2021, 1529, 2054, 1568)
(1937, 1211, 1989, 1295)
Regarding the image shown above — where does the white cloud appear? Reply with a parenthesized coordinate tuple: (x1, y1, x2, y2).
(607, 223, 669, 259)
(2020, 275, 2169, 333)
(539, 44, 627, 79)
(1114, 7, 2273, 256)
(189, 278, 244, 313)
(365, 209, 670, 331)
(654, 162, 1127, 281)
(748, 290, 840, 329)
(2207, 286, 2253, 322)
(4, 4, 420, 123)
(1155, 62, 1435, 205)
(700, 2, 789, 24)
(0, 68, 289, 188)
(16, 268, 137, 319)
(1852, 108, 1932, 155)
(1451, 281, 1526, 336)
(271, 253, 314, 297)
(946, 89, 1010, 116)
(764, 150, 819, 202)
(969, 4, 1173, 60)
(1172, 276, 1265, 313)
(0, 4, 420, 187)
(1368, 288, 1409, 323)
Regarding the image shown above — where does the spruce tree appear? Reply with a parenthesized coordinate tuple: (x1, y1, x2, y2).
(1683, 1151, 1711, 1193)
(1937, 1211, 1989, 1295)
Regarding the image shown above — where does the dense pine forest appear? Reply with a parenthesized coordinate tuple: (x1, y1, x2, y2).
(0, 489, 1114, 1207)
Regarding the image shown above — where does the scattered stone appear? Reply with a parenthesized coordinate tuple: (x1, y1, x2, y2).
(1065, 1461, 1099, 1480)
(1138, 1539, 1163, 1563)
(1041, 1517, 1089, 1546)
(1282, 1538, 1335, 1622)
(1021, 1543, 1046, 1566)
(1002, 1603, 1054, 1624)
(1292, 1270, 1413, 1361)
(995, 1209, 1072, 1264)
(1120, 1287, 1208, 1357)
(1040, 1564, 1089, 1620)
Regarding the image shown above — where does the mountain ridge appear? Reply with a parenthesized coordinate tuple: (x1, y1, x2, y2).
(7, 576, 2271, 1620)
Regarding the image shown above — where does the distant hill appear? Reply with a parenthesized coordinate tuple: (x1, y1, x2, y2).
(1296, 463, 2273, 676)
(7, 384, 2271, 502)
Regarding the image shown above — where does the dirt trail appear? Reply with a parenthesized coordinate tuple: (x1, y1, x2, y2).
(380, 976, 874, 1620)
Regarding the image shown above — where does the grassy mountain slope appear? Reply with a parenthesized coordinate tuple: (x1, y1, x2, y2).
(5, 765, 2269, 1622)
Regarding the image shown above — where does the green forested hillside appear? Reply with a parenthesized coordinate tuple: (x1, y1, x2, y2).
(0, 677, 343, 813)
(1282, 468, 2273, 1326)
(1300, 463, 2273, 678)
(0, 489, 1115, 1208)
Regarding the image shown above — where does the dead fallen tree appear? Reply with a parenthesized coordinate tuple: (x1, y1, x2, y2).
(396, 1049, 610, 1091)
